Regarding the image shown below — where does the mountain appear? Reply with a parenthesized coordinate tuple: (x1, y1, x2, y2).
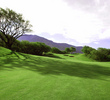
(18, 34, 83, 53)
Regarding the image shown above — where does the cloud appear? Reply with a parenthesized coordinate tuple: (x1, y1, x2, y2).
(63, 0, 110, 40)
(85, 37, 110, 49)
(39, 32, 80, 45)
(63, 0, 110, 27)
(99, 28, 110, 39)
(0, 0, 110, 47)
(63, 0, 98, 12)
(94, 42, 99, 44)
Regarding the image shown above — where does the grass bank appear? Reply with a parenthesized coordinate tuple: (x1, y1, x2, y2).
(0, 47, 110, 100)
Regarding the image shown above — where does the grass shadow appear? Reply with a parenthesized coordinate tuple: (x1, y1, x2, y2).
(43, 53, 63, 59)
(0, 55, 110, 81)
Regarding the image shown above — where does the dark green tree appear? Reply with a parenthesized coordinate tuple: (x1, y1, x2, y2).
(0, 8, 32, 49)
(81, 46, 110, 61)
(65, 47, 71, 53)
(70, 47, 76, 53)
(11, 41, 51, 55)
(81, 46, 95, 56)
(51, 47, 62, 54)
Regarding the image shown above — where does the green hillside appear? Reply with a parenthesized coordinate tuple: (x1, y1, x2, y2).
(0, 46, 11, 56)
(0, 47, 110, 100)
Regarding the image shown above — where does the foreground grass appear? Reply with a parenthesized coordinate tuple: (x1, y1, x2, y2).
(0, 47, 110, 100)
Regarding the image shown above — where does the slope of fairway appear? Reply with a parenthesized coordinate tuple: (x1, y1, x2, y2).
(0, 47, 110, 100)
(55, 53, 96, 62)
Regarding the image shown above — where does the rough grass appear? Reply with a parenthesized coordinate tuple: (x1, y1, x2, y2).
(0, 47, 110, 100)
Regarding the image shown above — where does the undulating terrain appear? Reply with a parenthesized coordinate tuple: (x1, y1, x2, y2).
(0, 47, 110, 100)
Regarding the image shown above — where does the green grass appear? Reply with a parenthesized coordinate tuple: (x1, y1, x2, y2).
(0, 47, 110, 100)
(0, 46, 11, 56)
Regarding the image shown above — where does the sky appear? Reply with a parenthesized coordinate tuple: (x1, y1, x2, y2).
(0, 0, 110, 48)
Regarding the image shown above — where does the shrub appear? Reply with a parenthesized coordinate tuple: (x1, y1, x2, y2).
(51, 47, 62, 54)
(65, 47, 71, 54)
(0, 40, 6, 47)
(61, 50, 67, 54)
(81, 46, 110, 61)
(81, 46, 95, 56)
(11, 40, 51, 55)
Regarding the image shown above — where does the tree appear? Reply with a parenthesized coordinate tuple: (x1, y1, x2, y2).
(51, 47, 62, 54)
(70, 47, 76, 53)
(81, 46, 95, 56)
(0, 8, 32, 49)
(90, 49, 107, 61)
(97, 48, 110, 55)
(65, 47, 71, 53)
(11, 41, 51, 55)
(81, 46, 110, 61)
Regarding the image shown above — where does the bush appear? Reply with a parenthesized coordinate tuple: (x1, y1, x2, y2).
(61, 50, 67, 54)
(81, 46, 95, 56)
(107, 55, 110, 60)
(0, 40, 6, 47)
(11, 40, 51, 55)
(91, 50, 108, 61)
(82, 46, 110, 61)
(65, 47, 71, 54)
(11, 40, 21, 52)
(51, 47, 62, 54)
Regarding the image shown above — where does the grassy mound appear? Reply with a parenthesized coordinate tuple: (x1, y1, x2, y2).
(0, 47, 110, 100)
(0, 46, 12, 56)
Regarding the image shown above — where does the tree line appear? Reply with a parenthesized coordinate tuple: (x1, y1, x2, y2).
(51, 47, 76, 54)
(0, 39, 76, 55)
(81, 46, 110, 61)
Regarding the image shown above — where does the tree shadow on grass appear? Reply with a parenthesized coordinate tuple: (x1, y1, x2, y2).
(0, 51, 22, 59)
(0, 55, 110, 81)
(43, 54, 63, 59)
(7, 51, 62, 59)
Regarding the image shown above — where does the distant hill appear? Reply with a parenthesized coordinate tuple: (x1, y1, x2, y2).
(18, 34, 83, 53)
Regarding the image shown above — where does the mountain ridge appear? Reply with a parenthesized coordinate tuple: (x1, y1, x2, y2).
(18, 34, 83, 53)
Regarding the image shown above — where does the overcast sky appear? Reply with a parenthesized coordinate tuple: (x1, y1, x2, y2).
(0, 0, 110, 48)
